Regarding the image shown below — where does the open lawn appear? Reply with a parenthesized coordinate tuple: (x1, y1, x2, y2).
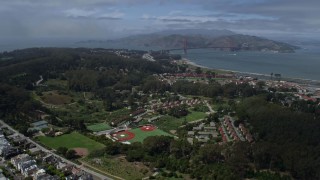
(155, 111, 207, 133)
(87, 123, 112, 132)
(45, 79, 68, 89)
(41, 91, 72, 105)
(181, 110, 207, 122)
(155, 116, 183, 133)
(128, 127, 172, 143)
(82, 156, 151, 180)
(37, 132, 105, 152)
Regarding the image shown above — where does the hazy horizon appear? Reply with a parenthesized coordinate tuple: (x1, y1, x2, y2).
(1, 0, 320, 40)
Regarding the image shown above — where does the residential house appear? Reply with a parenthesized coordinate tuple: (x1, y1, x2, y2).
(28, 121, 48, 132)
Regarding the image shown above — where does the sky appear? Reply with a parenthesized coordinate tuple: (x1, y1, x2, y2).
(1, 0, 320, 40)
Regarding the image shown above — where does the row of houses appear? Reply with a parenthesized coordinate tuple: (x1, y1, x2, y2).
(239, 123, 254, 143)
(163, 73, 235, 79)
(224, 117, 241, 141)
(110, 116, 133, 127)
(11, 154, 39, 177)
(151, 99, 202, 110)
(156, 72, 236, 86)
(1, 126, 93, 180)
(0, 130, 20, 159)
(295, 94, 317, 102)
(187, 122, 218, 144)
(10, 153, 93, 180)
(218, 126, 229, 143)
(28, 120, 48, 132)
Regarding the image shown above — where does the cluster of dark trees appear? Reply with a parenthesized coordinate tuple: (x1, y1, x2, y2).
(236, 96, 320, 179)
(0, 48, 177, 90)
(87, 134, 290, 180)
(291, 100, 320, 117)
(139, 78, 260, 100)
(265, 92, 320, 119)
(56, 147, 78, 159)
(172, 80, 260, 98)
(167, 106, 189, 118)
(150, 51, 181, 61)
(0, 84, 46, 135)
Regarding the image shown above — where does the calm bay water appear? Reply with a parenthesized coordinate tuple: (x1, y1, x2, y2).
(173, 48, 320, 81)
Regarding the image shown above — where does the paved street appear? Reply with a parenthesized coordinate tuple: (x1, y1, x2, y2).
(0, 120, 113, 180)
(206, 102, 216, 113)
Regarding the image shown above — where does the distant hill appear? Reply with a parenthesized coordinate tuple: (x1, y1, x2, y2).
(77, 29, 299, 53)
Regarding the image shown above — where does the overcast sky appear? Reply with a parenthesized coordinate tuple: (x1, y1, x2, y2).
(1, 0, 320, 40)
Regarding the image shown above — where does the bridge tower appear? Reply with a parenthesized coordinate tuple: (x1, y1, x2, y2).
(183, 38, 188, 54)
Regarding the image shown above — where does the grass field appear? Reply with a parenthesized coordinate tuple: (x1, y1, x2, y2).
(45, 79, 68, 90)
(180, 110, 207, 122)
(37, 132, 105, 152)
(82, 156, 151, 180)
(87, 123, 112, 132)
(155, 111, 207, 133)
(128, 127, 172, 143)
(41, 91, 72, 105)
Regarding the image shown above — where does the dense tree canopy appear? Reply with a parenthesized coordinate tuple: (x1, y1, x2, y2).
(236, 96, 320, 179)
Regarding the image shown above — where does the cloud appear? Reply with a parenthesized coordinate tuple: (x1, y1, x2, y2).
(64, 8, 124, 20)
(64, 8, 97, 18)
(0, 0, 319, 39)
(98, 11, 125, 20)
(142, 14, 219, 23)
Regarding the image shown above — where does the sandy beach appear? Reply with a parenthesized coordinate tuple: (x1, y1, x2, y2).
(181, 58, 320, 87)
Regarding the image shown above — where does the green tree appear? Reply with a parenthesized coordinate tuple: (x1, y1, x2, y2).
(65, 149, 77, 159)
(57, 147, 68, 156)
(195, 67, 202, 74)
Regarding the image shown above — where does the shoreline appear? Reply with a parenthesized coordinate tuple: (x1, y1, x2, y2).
(181, 58, 320, 87)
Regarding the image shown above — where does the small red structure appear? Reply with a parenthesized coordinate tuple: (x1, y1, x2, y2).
(140, 125, 157, 132)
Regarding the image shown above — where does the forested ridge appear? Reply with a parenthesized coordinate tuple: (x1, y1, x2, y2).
(0, 48, 175, 88)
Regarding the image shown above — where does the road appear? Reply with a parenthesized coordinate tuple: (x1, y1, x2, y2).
(146, 115, 163, 123)
(206, 102, 216, 114)
(179, 118, 205, 128)
(219, 118, 231, 142)
(0, 120, 113, 180)
(35, 75, 43, 86)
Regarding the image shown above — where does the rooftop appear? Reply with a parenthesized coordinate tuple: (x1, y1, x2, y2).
(31, 121, 48, 127)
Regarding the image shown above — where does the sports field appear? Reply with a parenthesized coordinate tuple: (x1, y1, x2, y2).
(112, 125, 172, 143)
(37, 132, 105, 152)
(87, 123, 112, 132)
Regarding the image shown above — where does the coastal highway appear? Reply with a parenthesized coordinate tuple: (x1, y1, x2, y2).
(0, 120, 113, 180)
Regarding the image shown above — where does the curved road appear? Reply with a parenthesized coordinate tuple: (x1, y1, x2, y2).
(0, 120, 112, 180)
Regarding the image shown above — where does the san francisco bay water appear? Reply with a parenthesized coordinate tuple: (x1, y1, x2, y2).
(172, 47, 320, 81)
